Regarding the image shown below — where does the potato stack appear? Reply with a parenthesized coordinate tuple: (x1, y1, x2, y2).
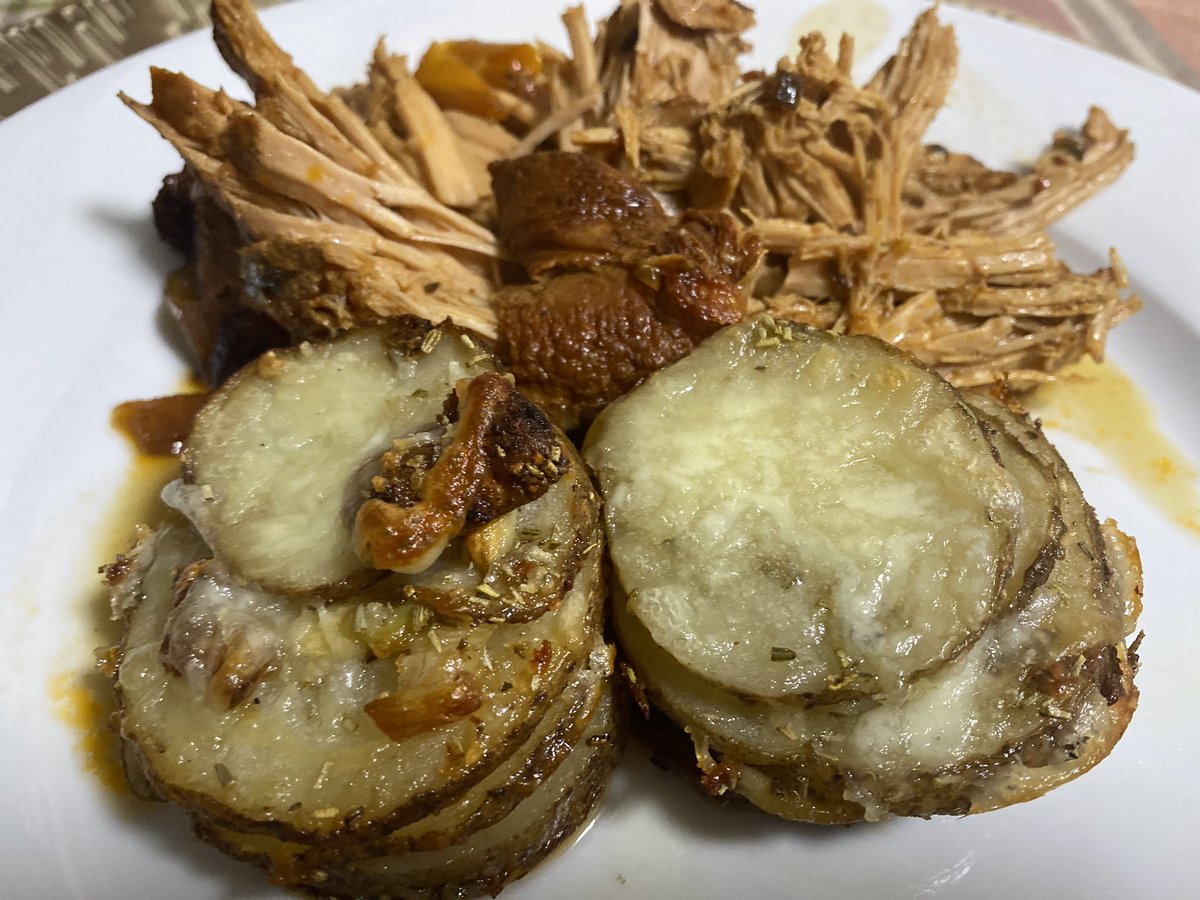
(586, 315, 1141, 822)
(108, 322, 618, 897)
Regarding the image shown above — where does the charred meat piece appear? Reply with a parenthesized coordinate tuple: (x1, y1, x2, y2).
(492, 154, 760, 427)
(643, 209, 760, 339)
(152, 169, 196, 255)
(496, 268, 695, 428)
(495, 211, 758, 428)
(354, 371, 567, 574)
(492, 151, 670, 276)
(162, 196, 291, 387)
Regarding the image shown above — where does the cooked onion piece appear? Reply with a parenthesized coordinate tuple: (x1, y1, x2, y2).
(353, 370, 567, 574)
(593, 317, 1141, 822)
(166, 320, 497, 596)
(391, 461, 602, 624)
(588, 316, 1023, 702)
(355, 636, 613, 860)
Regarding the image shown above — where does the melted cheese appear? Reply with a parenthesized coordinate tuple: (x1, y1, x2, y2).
(171, 327, 494, 595)
(587, 318, 1021, 700)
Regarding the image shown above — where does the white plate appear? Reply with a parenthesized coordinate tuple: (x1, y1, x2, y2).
(1, 1, 1198, 897)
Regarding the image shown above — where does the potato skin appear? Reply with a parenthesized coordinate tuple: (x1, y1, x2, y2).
(189, 679, 625, 899)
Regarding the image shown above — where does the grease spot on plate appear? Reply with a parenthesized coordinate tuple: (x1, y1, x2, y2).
(790, 0, 892, 62)
(52, 449, 181, 794)
(1028, 356, 1200, 537)
(48, 669, 128, 795)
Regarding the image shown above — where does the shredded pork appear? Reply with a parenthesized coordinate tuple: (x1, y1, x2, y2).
(547, 4, 1138, 390)
(130, 0, 1138, 397)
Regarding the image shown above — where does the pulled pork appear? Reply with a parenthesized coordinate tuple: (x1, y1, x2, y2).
(132, 0, 1138, 402)
(549, 4, 1137, 390)
(124, 0, 502, 384)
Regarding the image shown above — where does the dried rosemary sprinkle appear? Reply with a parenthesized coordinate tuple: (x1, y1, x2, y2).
(1042, 702, 1073, 720)
(419, 329, 442, 354)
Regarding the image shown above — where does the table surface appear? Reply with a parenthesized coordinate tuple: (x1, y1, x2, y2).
(0, 0, 1197, 117)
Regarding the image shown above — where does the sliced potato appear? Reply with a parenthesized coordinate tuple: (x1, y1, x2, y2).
(112, 318, 615, 895)
(195, 676, 624, 898)
(166, 320, 497, 596)
(355, 636, 614, 860)
(968, 398, 1065, 625)
(116, 519, 606, 842)
(599, 320, 1140, 823)
(391, 457, 601, 624)
(588, 316, 1022, 701)
(613, 586, 819, 766)
(320, 680, 622, 899)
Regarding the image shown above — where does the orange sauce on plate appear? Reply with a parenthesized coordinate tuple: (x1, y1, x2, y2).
(49, 433, 183, 796)
(1027, 357, 1200, 538)
(48, 670, 129, 795)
